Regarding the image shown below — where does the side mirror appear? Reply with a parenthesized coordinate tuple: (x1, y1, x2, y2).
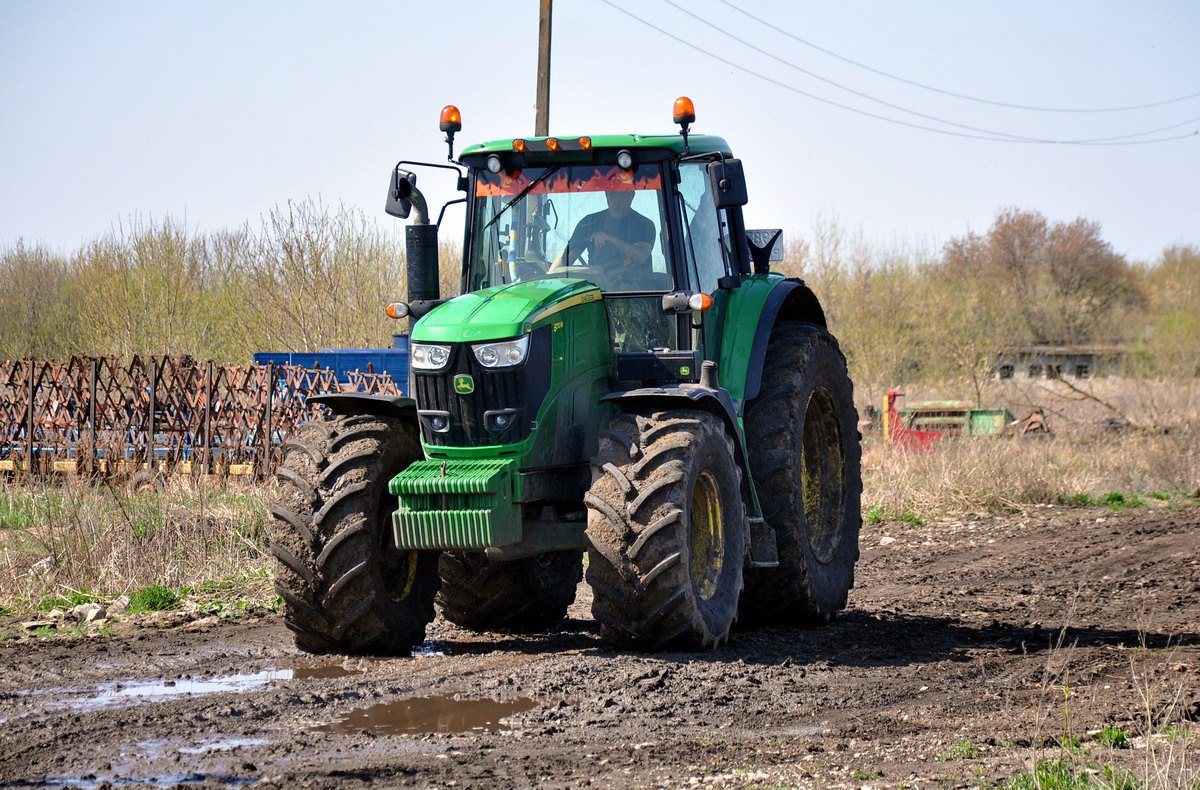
(386, 167, 427, 221)
(706, 159, 748, 209)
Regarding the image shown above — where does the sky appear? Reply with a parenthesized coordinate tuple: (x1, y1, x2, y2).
(1, 1, 1198, 263)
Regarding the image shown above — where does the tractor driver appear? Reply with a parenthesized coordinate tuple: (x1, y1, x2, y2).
(549, 190, 656, 289)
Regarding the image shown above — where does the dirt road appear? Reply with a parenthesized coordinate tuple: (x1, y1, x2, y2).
(2, 506, 1197, 789)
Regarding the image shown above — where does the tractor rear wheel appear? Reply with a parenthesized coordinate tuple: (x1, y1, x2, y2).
(436, 550, 583, 632)
(585, 409, 744, 650)
(739, 322, 862, 624)
(268, 414, 439, 654)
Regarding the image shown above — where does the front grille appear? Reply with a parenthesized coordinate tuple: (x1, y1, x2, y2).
(414, 326, 551, 447)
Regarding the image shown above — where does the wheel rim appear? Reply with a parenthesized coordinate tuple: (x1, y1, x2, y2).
(378, 492, 419, 604)
(689, 469, 725, 601)
(384, 551, 420, 603)
(801, 388, 845, 564)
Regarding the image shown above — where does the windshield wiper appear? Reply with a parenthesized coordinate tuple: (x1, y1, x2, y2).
(483, 166, 562, 231)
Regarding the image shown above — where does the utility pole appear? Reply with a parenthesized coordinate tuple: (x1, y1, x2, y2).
(535, 0, 552, 136)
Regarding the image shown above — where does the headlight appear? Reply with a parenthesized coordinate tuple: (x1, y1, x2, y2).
(411, 342, 452, 371)
(471, 335, 529, 368)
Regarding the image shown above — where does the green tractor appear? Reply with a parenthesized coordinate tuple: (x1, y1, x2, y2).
(267, 99, 862, 654)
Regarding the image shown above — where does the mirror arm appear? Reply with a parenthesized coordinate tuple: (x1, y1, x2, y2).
(436, 198, 467, 229)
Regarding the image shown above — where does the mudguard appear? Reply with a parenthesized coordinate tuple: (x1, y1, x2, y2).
(740, 279, 827, 403)
(306, 393, 417, 423)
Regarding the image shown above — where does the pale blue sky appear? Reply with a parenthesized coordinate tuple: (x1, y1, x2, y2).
(2, 1, 1198, 262)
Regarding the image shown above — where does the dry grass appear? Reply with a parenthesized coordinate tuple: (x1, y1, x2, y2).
(863, 430, 1200, 519)
(0, 476, 274, 609)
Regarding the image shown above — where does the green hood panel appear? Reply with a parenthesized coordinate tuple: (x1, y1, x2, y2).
(412, 278, 602, 343)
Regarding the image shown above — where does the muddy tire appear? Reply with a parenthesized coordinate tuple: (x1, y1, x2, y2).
(739, 322, 862, 624)
(585, 409, 744, 650)
(436, 550, 583, 632)
(268, 414, 439, 655)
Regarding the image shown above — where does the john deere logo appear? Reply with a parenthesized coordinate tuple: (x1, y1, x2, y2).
(453, 375, 475, 395)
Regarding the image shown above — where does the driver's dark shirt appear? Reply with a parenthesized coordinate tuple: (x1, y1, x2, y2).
(565, 208, 656, 268)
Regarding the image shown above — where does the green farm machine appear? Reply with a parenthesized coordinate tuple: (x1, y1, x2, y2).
(267, 99, 862, 653)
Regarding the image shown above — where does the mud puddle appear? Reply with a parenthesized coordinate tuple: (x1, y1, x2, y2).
(138, 737, 269, 757)
(317, 694, 539, 736)
(34, 660, 362, 712)
(30, 773, 257, 788)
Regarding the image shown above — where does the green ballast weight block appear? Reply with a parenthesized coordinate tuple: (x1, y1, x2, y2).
(389, 459, 521, 549)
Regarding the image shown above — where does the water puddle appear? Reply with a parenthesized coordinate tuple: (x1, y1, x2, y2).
(317, 695, 538, 735)
(413, 640, 447, 657)
(288, 660, 362, 680)
(33, 774, 256, 788)
(178, 737, 269, 754)
(85, 670, 286, 707)
(46, 660, 361, 711)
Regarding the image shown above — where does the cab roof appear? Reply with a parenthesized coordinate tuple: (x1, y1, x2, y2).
(460, 133, 732, 158)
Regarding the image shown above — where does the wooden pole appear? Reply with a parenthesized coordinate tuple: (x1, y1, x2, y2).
(535, 0, 552, 136)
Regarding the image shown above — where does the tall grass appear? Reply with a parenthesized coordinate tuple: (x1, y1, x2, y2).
(863, 430, 1199, 518)
(0, 477, 273, 606)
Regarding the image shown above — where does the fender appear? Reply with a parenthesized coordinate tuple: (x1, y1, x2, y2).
(742, 278, 826, 402)
(306, 392, 418, 423)
(600, 384, 742, 465)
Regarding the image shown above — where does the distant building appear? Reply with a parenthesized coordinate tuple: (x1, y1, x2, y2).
(994, 345, 1123, 380)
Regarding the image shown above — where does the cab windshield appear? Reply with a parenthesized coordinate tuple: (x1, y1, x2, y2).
(468, 164, 672, 293)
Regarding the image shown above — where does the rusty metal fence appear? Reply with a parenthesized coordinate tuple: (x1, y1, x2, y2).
(0, 356, 403, 480)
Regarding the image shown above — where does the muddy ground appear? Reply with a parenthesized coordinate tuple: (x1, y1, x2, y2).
(1, 505, 1198, 789)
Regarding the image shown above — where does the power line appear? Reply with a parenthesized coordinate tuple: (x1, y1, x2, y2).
(656, 0, 1200, 144)
(599, 0, 1199, 146)
(716, 0, 1200, 114)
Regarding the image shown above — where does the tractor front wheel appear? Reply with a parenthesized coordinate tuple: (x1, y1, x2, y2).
(585, 409, 744, 650)
(436, 550, 583, 632)
(268, 414, 439, 655)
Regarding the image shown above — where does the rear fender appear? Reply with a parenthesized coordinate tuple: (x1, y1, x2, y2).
(740, 279, 827, 403)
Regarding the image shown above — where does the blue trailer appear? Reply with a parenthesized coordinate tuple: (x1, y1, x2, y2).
(253, 335, 410, 395)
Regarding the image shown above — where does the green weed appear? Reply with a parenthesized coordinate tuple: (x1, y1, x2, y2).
(896, 510, 925, 526)
(1069, 493, 1095, 506)
(867, 505, 885, 524)
(127, 585, 179, 613)
(31, 624, 55, 638)
(936, 740, 980, 761)
(1060, 735, 1083, 752)
(1094, 725, 1130, 749)
(851, 768, 881, 780)
(1101, 491, 1147, 512)
(1004, 759, 1087, 789)
(35, 589, 96, 611)
(1149, 490, 1171, 501)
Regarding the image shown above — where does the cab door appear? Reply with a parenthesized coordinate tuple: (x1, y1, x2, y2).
(676, 161, 745, 368)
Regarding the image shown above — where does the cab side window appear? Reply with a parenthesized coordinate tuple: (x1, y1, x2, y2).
(677, 163, 728, 293)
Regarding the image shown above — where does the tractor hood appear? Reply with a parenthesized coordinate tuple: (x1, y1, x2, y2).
(411, 278, 602, 343)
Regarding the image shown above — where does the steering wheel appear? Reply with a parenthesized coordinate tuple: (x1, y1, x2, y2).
(511, 256, 549, 281)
